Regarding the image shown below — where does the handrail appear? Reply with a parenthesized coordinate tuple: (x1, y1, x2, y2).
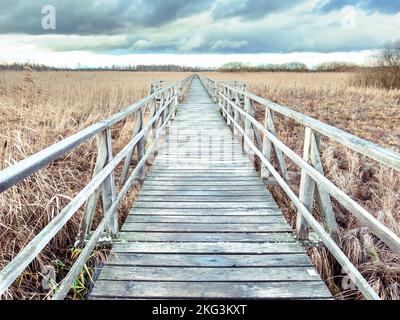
(0, 80, 188, 193)
(225, 83, 400, 171)
(199, 75, 400, 300)
(0, 75, 194, 298)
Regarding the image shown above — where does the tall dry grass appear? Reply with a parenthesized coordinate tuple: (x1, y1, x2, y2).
(205, 72, 400, 299)
(0, 70, 189, 299)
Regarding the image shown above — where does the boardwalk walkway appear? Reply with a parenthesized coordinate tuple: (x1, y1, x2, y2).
(89, 78, 332, 299)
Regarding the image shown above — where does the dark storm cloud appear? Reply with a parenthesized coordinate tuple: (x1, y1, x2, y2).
(0, 0, 399, 54)
(0, 0, 213, 35)
(212, 0, 305, 20)
(319, 0, 400, 14)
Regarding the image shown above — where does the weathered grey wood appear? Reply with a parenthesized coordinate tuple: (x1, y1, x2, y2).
(102, 128, 118, 236)
(135, 195, 273, 202)
(117, 231, 295, 242)
(124, 214, 284, 224)
(52, 84, 182, 300)
(76, 131, 108, 244)
(132, 202, 278, 209)
(136, 109, 146, 181)
(146, 176, 261, 182)
(52, 105, 176, 299)
(261, 108, 273, 179)
(121, 222, 291, 233)
(130, 208, 282, 216)
(98, 266, 323, 282)
(243, 95, 254, 154)
(0, 76, 194, 298)
(296, 127, 315, 240)
(261, 108, 289, 181)
(120, 110, 142, 184)
(149, 170, 256, 175)
(221, 82, 400, 171)
(140, 185, 268, 192)
(112, 241, 305, 254)
(142, 181, 265, 187)
(0, 80, 195, 194)
(220, 105, 380, 299)
(309, 131, 339, 242)
(105, 253, 312, 267)
(90, 77, 331, 301)
(90, 281, 332, 299)
(222, 91, 400, 257)
(139, 190, 268, 196)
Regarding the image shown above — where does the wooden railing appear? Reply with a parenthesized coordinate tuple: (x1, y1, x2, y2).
(0, 75, 194, 299)
(199, 75, 400, 300)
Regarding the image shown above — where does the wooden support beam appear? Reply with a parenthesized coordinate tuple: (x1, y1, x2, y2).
(76, 131, 108, 245)
(296, 127, 316, 240)
(309, 132, 340, 243)
(261, 108, 273, 179)
(265, 109, 289, 182)
(102, 128, 118, 236)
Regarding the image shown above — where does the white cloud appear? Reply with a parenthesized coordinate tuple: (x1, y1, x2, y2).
(0, 34, 374, 68)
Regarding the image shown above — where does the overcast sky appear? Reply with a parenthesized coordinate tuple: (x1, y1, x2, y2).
(0, 0, 399, 67)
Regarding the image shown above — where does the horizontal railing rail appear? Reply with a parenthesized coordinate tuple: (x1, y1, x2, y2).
(0, 75, 194, 299)
(199, 75, 400, 300)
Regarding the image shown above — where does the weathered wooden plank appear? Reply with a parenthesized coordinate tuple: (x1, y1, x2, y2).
(112, 242, 305, 254)
(125, 215, 284, 224)
(139, 190, 268, 196)
(98, 266, 323, 282)
(132, 202, 278, 209)
(129, 208, 282, 216)
(90, 281, 332, 299)
(121, 222, 291, 233)
(151, 164, 254, 169)
(135, 195, 273, 202)
(140, 184, 266, 191)
(145, 177, 261, 182)
(149, 168, 255, 173)
(142, 181, 265, 187)
(148, 172, 257, 177)
(105, 253, 312, 267)
(117, 232, 295, 242)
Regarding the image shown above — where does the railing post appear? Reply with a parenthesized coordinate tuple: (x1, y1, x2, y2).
(264, 108, 289, 182)
(221, 86, 227, 121)
(173, 85, 179, 117)
(309, 130, 340, 243)
(226, 88, 232, 127)
(136, 108, 146, 183)
(296, 127, 315, 240)
(178, 81, 183, 103)
(296, 127, 340, 242)
(76, 127, 118, 244)
(102, 128, 118, 236)
(233, 91, 241, 138)
(213, 82, 217, 103)
(151, 97, 159, 158)
(76, 129, 108, 245)
(260, 108, 273, 180)
(160, 91, 166, 124)
(243, 94, 255, 155)
(120, 110, 142, 185)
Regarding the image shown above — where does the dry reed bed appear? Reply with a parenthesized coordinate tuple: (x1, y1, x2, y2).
(205, 72, 400, 299)
(0, 71, 188, 299)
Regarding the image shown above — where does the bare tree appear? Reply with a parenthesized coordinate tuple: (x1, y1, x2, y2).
(354, 40, 400, 89)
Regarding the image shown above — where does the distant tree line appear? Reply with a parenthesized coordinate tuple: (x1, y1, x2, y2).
(217, 61, 361, 72)
(0, 62, 214, 72)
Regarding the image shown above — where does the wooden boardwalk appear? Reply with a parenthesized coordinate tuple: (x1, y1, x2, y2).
(89, 78, 332, 299)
